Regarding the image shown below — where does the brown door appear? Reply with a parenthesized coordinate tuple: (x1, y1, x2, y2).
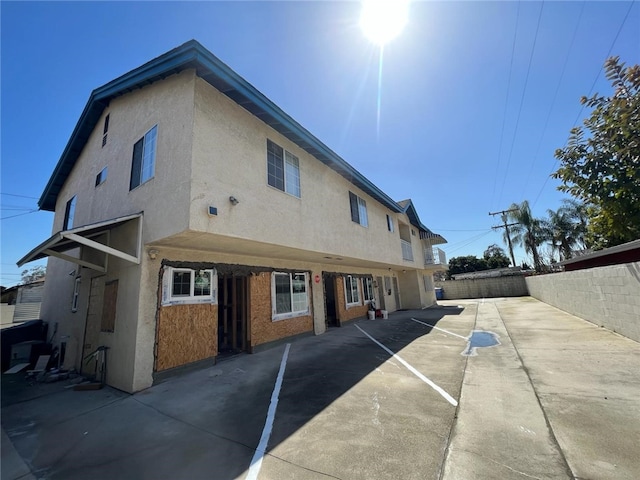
(218, 275, 249, 355)
(392, 277, 401, 310)
(82, 276, 104, 375)
(376, 276, 386, 310)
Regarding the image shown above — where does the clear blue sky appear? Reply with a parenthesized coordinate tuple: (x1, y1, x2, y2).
(1, 1, 638, 286)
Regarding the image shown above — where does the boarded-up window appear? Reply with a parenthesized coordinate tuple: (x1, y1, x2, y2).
(101, 280, 118, 332)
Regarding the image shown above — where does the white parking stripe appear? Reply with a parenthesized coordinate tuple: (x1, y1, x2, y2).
(246, 343, 291, 480)
(411, 318, 468, 341)
(355, 325, 458, 407)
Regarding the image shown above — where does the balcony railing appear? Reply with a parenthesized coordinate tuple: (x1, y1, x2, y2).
(425, 247, 446, 266)
(401, 239, 414, 261)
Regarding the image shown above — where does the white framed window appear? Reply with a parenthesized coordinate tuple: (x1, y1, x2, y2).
(363, 277, 374, 303)
(161, 267, 217, 306)
(95, 167, 108, 187)
(130, 125, 157, 190)
(344, 275, 360, 306)
(386, 214, 394, 232)
(384, 276, 391, 293)
(64, 195, 77, 230)
(267, 139, 301, 198)
(271, 272, 309, 320)
(349, 192, 368, 227)
(71, 276, 81, 312)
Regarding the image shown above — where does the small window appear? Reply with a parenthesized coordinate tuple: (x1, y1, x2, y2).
(161, 267, 217, 306)
(411, 229, 416, 236)
(267, 139, 301, 197)
(349, 192, 368, 227)
(363, 277, 374, 303)
(95, 167, 108, 186)
(384, 276, 391, 293)
(386, 215, 394, 232)
(71, 276, 81, 312)
(271, 272, 309, 320)
(344, 275, 360, 306)
(130, 125, 157, 190)
(64, 196, 77, 230)
(102, 114, 110, 147)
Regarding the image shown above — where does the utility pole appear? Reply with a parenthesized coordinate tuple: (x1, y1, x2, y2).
(489, 208, 519, 267)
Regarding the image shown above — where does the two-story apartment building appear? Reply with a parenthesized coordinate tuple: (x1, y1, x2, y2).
(18, 40, 446, 393)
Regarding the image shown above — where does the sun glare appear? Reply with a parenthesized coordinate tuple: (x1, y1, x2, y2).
(360, 0, 410, 46)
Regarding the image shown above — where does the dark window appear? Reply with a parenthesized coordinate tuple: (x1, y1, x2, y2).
(349, 192, 368, 227)
(387, 214, 394, 232)
(63, 196, 77, 230)
(102, 114, 110, 147)
(172, 270, 191, 296)
(267, 139, 300, 197)
(95, 167, 108, 186)
(129, 125, 157, 190)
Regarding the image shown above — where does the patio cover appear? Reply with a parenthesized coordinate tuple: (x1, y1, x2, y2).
(17, 213, 143, 272)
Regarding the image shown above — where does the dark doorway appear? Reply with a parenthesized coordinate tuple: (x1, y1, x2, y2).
(323, 275, 338, 327)
(376, 276, 386, 311)
(217, 275, 249, 356)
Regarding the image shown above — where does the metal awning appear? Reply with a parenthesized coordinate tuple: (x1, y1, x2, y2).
(17, 213, 143, 272)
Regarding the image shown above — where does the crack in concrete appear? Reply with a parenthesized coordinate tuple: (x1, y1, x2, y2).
(450, 447, 544, 479)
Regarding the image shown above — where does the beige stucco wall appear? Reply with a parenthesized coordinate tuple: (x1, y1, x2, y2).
(39, 70, 197, 391)
(188, 77, 427, 268)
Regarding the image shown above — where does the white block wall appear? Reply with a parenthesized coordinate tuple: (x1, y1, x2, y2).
(525, 262, 640, 342)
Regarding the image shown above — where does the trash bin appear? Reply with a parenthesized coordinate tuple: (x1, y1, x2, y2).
(435, 287, 444, 300)
(381, 310, 388, 319)
(368, 310, 376, 320)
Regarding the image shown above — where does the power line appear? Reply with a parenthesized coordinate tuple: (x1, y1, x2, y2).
(531, 0, 636, 208)
(0, 193, 39, 200)
(497, 0, 545, 208)
(445, 230, 495, 255)
(522, 1, 585, 197)
(489, 208, 520, 266)
(1, 210, 39, 220)
(490, 0, 521, 212)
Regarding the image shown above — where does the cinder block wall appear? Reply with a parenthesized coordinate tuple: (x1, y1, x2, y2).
(525, 262, 640, 342)
(435, 276, 528, 300)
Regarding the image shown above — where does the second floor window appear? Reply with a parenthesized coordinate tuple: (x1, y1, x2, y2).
(267, 139, 300, 198)
(130, 125, 157, 190)
(349, 192, 368, 227)
(64, 195, 77, 230)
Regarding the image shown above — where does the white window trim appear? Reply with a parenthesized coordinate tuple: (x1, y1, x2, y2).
(344, 275, 361, 307)
(161, 267, 217, 306)
(71, 276, 81, 312)
(271, 272, 310, 321)
(363, 277, 374, 303)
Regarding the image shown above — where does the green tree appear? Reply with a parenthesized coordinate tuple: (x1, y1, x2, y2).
(483, 244, 511, 269)
(21, 265, 46, 284)
(447, 255, 488, 278)
(553, 57, 640, 248)
(506, 200, 545, 272)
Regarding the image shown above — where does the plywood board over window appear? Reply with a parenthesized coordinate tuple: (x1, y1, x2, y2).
(101, 280, 118, 332)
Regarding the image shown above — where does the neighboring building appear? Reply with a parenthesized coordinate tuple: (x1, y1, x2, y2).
(559, 239, 640, 271)
(12, 279, 45, 323)
(18, 40, 446, 393)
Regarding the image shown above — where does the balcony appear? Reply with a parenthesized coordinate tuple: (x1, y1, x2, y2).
(424, 247, 446, 267)
(401, 239, 414, 261)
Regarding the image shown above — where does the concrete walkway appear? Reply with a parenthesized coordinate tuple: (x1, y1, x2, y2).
(2, 297, 639, 479)
(442, 297, 640, 480)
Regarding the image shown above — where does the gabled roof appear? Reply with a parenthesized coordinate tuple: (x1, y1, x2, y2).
(38, 40, 444, 244)
(39, 40, 404, 213)
(398, 199, 446, 244)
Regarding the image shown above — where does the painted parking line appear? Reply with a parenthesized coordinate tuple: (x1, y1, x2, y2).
(246, 343, 291, 480)
(355, 324, 458, 407)
(411, 318, 468, 340)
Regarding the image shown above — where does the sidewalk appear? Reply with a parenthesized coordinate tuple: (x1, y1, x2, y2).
(442, 297, 640, 480)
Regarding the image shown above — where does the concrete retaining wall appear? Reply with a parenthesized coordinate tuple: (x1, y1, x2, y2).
(525, 262, 640, 343)
(435, 276, 528, 300)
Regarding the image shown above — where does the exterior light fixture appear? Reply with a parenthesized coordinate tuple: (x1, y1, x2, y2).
(229, 196, 239, 205)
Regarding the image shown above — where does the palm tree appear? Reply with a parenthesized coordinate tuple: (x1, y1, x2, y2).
(558, 198, 589, 250)
(544, 208, 576, 262)
(506, 200, 545, 271)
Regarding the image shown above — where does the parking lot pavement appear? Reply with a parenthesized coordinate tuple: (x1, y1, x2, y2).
(2, 297, 640, 480)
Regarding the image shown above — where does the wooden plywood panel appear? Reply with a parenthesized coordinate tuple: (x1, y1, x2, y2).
(335, 276, 369, 323)
(155, 303, 217, 371)
(249, 273, 313, 347)
(101, 280, 118, 332)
